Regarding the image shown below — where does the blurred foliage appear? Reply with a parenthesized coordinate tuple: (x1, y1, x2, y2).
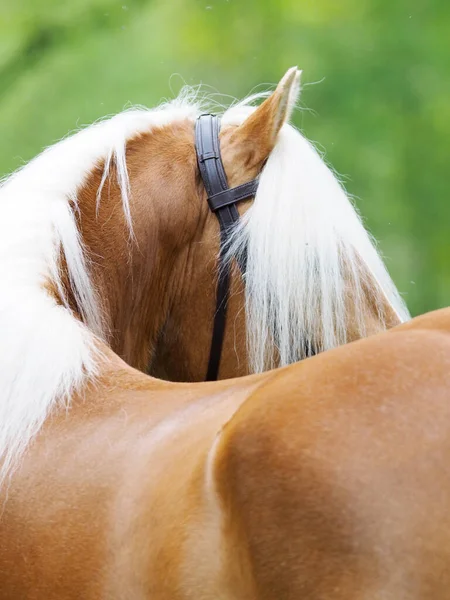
(0, 0, 449, 316)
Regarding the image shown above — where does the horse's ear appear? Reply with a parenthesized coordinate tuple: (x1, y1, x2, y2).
(230, 67, 301, 167)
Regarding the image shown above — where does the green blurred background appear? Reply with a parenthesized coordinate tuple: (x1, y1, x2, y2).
(1, 0, 449, 316)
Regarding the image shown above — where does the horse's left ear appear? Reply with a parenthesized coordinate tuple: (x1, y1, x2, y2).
(229, 66, 301, 168)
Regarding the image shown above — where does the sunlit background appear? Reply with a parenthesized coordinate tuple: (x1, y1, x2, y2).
(1, 0, 449, 316)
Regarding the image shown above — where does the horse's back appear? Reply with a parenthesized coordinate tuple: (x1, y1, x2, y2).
(212, 307, 450, 599)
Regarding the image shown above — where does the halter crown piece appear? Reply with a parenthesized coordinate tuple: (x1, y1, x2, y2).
(195, 114, 259, 381)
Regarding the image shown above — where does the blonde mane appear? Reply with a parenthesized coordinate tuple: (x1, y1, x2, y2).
(0, 85, 409, 484)
(222, 103, 410, 372)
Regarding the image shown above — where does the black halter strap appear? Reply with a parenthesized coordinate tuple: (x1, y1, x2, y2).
(195, 114, 259, 381)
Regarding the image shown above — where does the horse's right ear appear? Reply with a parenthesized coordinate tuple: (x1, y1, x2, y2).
(229, 67, 301, 168)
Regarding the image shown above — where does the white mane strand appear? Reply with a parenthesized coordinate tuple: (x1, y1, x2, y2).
(222, 104, 410, 372)
(0, 101, 197, 485)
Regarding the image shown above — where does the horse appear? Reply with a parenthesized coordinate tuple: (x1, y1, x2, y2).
(0, 67, 429, 598)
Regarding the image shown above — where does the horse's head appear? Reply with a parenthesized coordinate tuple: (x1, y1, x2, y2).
(63, 67, 407, 381)
(2, 68, 409, 386)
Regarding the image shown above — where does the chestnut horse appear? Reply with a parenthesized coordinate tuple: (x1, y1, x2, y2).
(3, 68, 444, 598)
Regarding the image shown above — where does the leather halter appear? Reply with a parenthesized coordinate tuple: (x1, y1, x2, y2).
(195, 114, 259, 381)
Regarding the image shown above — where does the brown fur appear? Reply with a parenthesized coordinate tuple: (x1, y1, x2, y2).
(1, 311, 450, 598)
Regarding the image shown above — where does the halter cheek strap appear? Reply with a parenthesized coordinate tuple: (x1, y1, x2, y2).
(195, 114, 259, 381)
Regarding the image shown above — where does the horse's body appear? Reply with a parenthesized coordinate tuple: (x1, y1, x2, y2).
(1, 309, 450, 599)
(0, 68, 431, 597)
